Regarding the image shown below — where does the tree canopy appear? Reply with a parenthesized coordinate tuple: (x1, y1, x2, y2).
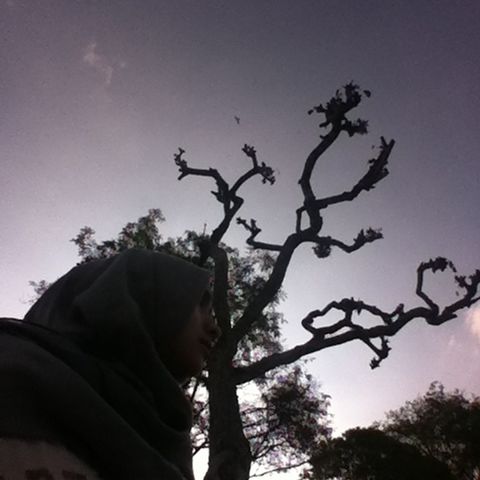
(306, 382, 480, 480)
(382, 382, 480, 480)
(306, 427, 454, 480)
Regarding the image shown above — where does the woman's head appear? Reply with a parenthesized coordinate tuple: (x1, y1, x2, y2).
(24, 249, 220, 382)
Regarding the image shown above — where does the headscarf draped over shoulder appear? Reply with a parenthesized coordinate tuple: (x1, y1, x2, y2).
(0, 249, 211, 480)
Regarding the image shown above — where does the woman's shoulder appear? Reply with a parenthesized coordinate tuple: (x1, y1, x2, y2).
(0, 438, 103, 480)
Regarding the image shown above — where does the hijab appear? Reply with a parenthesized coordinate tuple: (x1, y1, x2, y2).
(0, 249, 211, 479)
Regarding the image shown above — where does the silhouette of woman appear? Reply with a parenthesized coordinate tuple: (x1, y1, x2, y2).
(0, 249, 219, 479)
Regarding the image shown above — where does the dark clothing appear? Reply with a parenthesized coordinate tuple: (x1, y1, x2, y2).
(0, 249, 211, 480)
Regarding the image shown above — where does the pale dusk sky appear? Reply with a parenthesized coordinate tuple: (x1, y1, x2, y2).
(1, 1, 479, 476)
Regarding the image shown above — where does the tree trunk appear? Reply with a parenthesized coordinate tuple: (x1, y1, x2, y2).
(204, 352, 251, 480)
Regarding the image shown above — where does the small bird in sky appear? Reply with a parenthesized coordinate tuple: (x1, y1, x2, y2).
(234, 115, 240, 125)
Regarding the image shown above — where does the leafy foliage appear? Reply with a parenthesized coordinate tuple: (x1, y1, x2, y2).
(306, 427, 453, 480)
(381, 382, 480, 480)
(245, 365, 331, 475)
(71, 208, 166, 262)
(28, 279, 50, 300)
(306, 382, 480, 480)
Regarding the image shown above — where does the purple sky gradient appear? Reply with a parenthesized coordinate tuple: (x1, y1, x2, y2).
(1, 1, 480, 474)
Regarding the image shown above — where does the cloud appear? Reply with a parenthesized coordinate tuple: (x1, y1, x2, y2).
(447, 334, 458, 350)
(465, 305, 480, 343)
(82, 41, 124, 86)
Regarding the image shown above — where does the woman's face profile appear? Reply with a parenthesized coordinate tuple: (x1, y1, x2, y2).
(162, 291, 220, 381)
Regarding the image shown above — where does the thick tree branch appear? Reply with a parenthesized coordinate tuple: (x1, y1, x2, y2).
(232, 307, 420, 384)
(232, 225, 384, 344)
(314, 136, 394, 211)
(415, 257, 456, 312)
(298, 126, 342, 231)
(174, 86, 395, 344)
(232, 234, 302, 343)
(233, 260, 480, 384)
(233, 85, 394, 344)
(210, 245, 232, 335)
(236, 218, 283, 252)
(174, 148, 230, 210)
(174, 145, 275, 250)
(231, 145, 275, 192)
(427, 262, 480, 325)
(296, 136, 394, 231)
(298, 83, 372, 232)
(311, 229, 383, 259)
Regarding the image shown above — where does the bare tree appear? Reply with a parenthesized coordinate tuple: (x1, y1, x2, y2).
(20, 83, 480, 480)
(171, 83, 480, 480)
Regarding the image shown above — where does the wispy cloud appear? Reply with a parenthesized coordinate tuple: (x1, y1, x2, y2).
(82, 41, 125, 87)
(466, 305, 480, 343)
(447, 334, 458, 350)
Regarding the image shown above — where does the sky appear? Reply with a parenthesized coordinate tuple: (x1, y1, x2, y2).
(1, 0, 480, 477)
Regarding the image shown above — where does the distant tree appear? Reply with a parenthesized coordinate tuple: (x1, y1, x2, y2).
(381, 382, 480, 480)
(27, 84, 480, 480)
(305, 427, 454, 480)
(305, 382, 480, 480)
